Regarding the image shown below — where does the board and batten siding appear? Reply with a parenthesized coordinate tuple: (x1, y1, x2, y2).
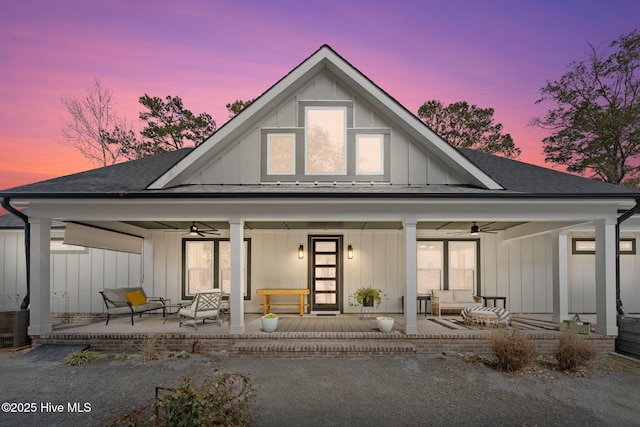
(182, 69, 465, 186)
(3, 228, 638, 314)
(567, 232, 640, 313)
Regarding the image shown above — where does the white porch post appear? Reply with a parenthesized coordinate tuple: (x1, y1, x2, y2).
(551, 231, 569, 323)
(28, 217, 52, 335)
(229, 217, 245, 334)
(595, 218, 618, 336)
(404, 217, 418, 335)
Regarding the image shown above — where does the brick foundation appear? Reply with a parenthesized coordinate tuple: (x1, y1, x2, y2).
(31, 330, 615, 358)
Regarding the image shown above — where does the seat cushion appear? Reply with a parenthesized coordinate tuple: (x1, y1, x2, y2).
(432, 290, 453, 303)
(178, 308, 219, 319)
(452, 290, 475, 303)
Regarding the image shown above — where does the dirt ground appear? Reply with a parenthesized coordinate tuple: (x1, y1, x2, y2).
(0, 347, 638, 426)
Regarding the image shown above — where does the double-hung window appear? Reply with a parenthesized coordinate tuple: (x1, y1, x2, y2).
(183, 239, 251, 299)
(417, 239, 479, 294)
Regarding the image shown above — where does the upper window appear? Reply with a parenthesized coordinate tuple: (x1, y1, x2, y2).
(267, 134, 295, 175)
(306, 107, 346, 174)
(260, 100, 389, 182)
(356, 134, 384, 175)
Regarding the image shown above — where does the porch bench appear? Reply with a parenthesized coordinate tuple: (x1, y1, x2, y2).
(99, 287, 166, 325)
(256, 289, 310, 316)
(431, 289, 482, 316)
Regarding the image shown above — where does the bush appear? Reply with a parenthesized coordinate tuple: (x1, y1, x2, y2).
(63, 349, 100, 366)
(554, 332, 598, 372)
(140, 335, 161, 361)
(490, 329, 536, 372)
(110, 373, 255, 426)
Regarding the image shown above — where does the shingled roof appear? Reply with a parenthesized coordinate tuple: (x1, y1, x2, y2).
(0, 146, 637, 198)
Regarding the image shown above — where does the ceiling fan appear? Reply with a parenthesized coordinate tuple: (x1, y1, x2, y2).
(449, 222, 497, 236)
(186, 222, 220, 237)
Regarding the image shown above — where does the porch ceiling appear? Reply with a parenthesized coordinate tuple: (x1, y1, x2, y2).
(119, 220, 525, 232)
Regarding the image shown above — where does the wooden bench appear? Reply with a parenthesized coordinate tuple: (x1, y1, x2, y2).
(256, 289, 310, 316)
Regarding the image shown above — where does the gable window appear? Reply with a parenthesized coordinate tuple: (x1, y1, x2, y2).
(306, 107, 346, 174)
(268, 134, 295, 175)
(356, 134, 384, 175)
(182, 238, 251, 300)
(260, 100, 390, 182)
(417, 239, 479, 294)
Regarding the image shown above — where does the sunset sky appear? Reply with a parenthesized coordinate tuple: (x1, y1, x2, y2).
(1, 0, 639, 194)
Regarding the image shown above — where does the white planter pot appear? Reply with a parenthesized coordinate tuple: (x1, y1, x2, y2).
(376, 316, 394, 333)
(261, 317, 278, 332)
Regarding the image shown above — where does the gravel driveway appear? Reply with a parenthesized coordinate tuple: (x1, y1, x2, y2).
(0, 348, 638, 426)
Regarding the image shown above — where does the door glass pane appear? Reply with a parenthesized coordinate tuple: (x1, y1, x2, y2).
(315, 241, 336, 252)
(315, 293, 336, 304)
(306, 108, 346, 174)
(315, 280, 336, 291)
(315, 254, 336, 265)
(315, 267, 336, 278)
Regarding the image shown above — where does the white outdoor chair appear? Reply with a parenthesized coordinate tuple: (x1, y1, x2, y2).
(178, 289, 222, 330)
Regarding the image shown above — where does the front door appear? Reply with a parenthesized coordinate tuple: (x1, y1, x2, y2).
(309, 236, 342, 313)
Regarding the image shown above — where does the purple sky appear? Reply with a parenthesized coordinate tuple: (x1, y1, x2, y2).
(1, 0, 638, 191)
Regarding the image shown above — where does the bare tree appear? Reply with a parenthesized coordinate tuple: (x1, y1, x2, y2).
(60, 78, 133, 166)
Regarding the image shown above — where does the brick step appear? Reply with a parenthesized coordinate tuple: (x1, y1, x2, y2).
(232, 340, 416, 358)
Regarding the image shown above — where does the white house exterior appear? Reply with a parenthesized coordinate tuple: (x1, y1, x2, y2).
(1, 45, 638, 337)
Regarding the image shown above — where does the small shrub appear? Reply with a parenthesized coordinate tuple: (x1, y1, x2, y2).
(110, 373, 255, 426)
(554, 332, 598, 372)
(490, 329, 536, 372)
(140, 335, 161, 361)
(63, 349, 100, 366)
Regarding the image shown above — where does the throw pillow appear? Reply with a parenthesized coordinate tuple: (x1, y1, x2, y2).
(126, 290, 148, 306)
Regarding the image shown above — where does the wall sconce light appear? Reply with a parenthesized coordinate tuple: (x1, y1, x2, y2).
(298, 244, 304, 259)
(347, 245, 354, 259)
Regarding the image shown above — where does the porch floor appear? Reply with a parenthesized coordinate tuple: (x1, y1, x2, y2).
(49, 312, 593, 335)
(35, 313, 613, 357)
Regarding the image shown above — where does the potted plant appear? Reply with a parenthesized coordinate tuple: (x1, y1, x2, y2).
(349, 286, 383, 307)
(260, 312, 278, 332)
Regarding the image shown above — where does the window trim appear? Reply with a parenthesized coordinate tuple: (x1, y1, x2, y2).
(572, 237, 636, 255)
(182, 238, 251, 301)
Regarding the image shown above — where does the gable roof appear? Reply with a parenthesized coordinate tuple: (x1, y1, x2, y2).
(148, 45, 503, 191)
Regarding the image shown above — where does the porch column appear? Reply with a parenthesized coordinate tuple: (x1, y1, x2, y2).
(229, 217, 245, 334)
(551, 231, 569, 323)
(404, 217, 418, 335)
(28, 217, 52, 335)
(595, 218, 617, 336)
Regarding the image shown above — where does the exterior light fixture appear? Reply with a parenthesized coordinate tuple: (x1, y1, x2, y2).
(347, 245, 354, 259)
(470, 222, 480, 237)
(298, 245, 304, 259)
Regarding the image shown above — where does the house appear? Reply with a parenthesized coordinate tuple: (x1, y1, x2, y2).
(1, 45, 639, 338)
